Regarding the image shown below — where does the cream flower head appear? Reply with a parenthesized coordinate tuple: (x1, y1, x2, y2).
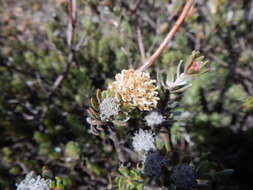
(108, 69, 159, 111)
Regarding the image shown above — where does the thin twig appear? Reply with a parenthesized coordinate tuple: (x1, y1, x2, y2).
(121, 47, 133, 68)
(137, 26, 146, 64)
(206, 52, 228, 66)
(50, 0, 77, 96)
(35, 72, 50, 96)
(137, 0, 195, 71)
(129, 0, 142, 11)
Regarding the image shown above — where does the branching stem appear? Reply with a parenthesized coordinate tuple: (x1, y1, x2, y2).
(108, 126, 128, 164)
(137, 0, 195, 71)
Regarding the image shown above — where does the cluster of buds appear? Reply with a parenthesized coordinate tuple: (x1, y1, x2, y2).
(143, 151, 169, 177)
(160, 51, 208, 93)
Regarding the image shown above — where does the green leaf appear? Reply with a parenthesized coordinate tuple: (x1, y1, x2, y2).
(118, 177, 125, 190)
(118, 167, 130, 177)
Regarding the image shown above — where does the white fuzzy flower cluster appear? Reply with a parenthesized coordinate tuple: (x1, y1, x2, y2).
(144, 111, 164, 127)
(16, 172, 50, 190)
(99, 97, 120, 121)
(132, 129, 156, 153)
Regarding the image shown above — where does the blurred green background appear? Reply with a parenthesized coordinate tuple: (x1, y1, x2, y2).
(0, 0, 253, 189)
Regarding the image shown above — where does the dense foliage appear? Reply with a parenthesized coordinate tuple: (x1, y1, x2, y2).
(0, 0, 253, 189)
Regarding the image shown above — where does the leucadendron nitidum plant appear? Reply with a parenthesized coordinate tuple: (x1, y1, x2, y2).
(86, 0, 233, 189)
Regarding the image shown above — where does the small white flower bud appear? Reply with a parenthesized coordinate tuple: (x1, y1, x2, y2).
(144, 111, 164, 127)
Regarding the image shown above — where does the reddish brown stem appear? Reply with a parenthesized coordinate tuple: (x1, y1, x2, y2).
(137, 0, 195, 71)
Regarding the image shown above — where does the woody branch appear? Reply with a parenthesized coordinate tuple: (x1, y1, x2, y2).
(137, 0, 195, 71)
